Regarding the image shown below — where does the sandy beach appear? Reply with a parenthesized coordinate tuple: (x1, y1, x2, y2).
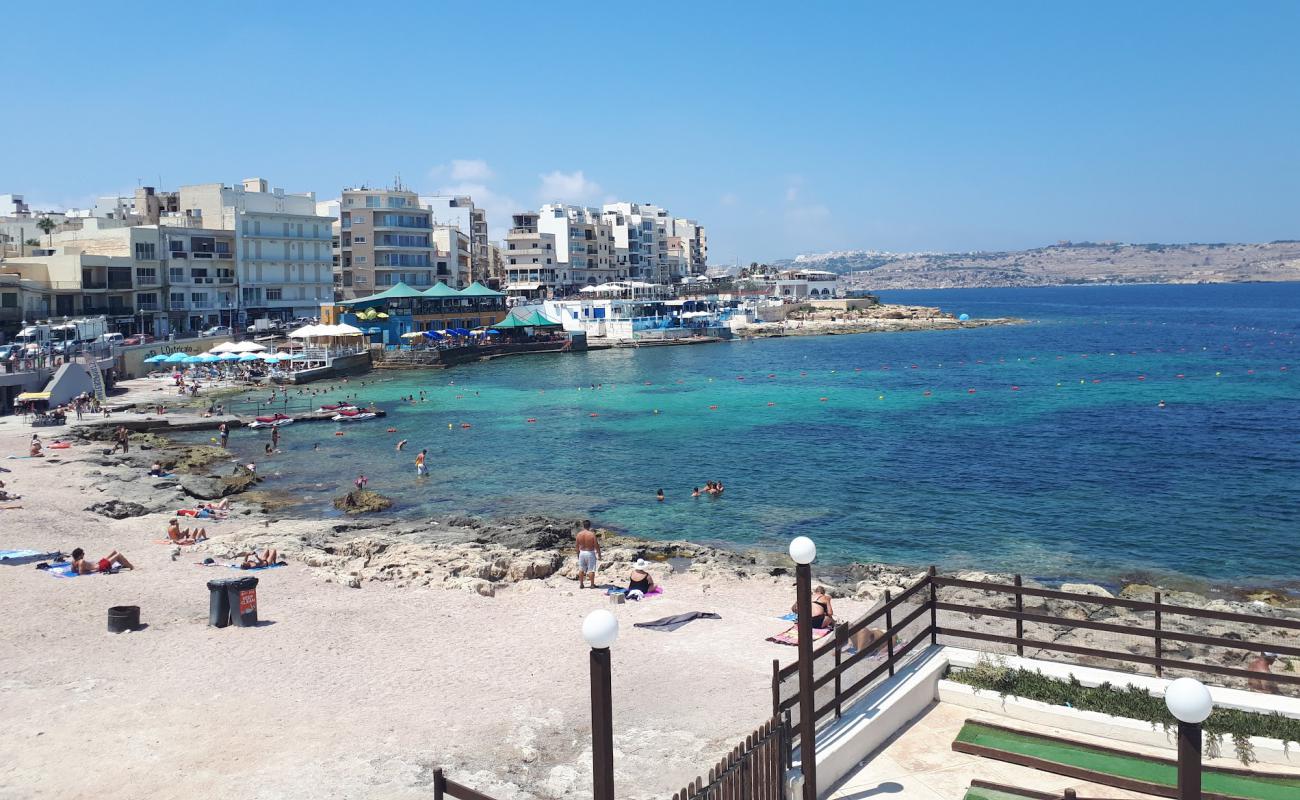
(3, 373, 1295, 800)
(0, 397, 883, 800)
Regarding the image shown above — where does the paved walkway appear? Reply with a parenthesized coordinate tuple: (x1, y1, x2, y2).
(826, 701, 1168, 800)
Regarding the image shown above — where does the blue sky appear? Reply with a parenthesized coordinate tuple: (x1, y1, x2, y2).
(3, 2, 1297, 263)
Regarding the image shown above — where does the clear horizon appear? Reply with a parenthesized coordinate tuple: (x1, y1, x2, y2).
(3, 2, 1297, 263)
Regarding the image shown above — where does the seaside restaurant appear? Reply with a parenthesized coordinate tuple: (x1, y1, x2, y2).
(325, 281, 508, 343)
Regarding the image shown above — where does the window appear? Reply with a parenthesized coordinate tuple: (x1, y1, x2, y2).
(169, 267, 184, 281)
(353, 236, 366, 244)
(266, 288, 282, 301)
(134, 242, 157, 260)
(356, 256, 367, 264)
(1, 292, 16, 308)
(354, 276, 368, 285)
(170, 292, 185, 305)
(192, 236, 215, 253)
(168, 239, 184, 253)
(283, 222, 290, 236)
(366, 196, 380, 208)
(215, 241, 230, 254)
(387, 196, 408, 208)
(191, 292, 208, 304)
(135, 268, 157, 283)
(241, 287, 262, 304)
(352, 214, 365, 225)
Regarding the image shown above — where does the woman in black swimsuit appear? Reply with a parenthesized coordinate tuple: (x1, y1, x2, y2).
(792, 585, 835, 629)
(626, 559, 655, 597)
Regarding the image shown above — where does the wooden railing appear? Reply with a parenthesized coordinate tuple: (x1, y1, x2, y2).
(671, 717, 789, 800)
(432, 769, 500, 800)
(770, 567, 1300, 769)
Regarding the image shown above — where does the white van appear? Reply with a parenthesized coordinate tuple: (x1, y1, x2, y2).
(97, 332, 125, 348)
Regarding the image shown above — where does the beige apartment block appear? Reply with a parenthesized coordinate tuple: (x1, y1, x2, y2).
(339, 187, 439, 298)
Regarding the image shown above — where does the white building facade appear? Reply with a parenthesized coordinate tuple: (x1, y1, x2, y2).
(179, 178, 334, 322)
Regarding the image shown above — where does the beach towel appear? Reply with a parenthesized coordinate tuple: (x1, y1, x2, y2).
(1, 549, 60, 566)
(779, 612, 798, 622)
(632, 611, 721, 632)
(49, 564, 122, 578)
(606, 585, 664, 599)
(229, 562, 286, 571)
(766, 624, 834, 646)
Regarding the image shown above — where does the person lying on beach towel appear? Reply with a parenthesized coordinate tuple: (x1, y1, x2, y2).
(632, 611, 721, 632)
(239, 549, 283, 569)
(845, 626, 896, 657)
(166, 519, 208, 544)
(68, 547, 133, 575)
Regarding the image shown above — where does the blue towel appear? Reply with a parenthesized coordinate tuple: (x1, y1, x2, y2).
(780, 612, 797, 621)
(229, 562, 286, 571)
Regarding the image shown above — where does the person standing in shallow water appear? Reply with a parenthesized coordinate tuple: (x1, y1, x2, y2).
(415, 449, 427, 476)
(575, 520, 600, 589)
(218, 421, 229, 447)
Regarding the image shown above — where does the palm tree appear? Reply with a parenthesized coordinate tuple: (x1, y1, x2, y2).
(35, 216, 56, 247)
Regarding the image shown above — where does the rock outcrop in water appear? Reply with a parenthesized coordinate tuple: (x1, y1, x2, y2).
(333, 489, 394, 514)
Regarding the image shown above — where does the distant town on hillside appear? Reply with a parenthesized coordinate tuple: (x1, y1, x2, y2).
(764, 240, 1300, 290)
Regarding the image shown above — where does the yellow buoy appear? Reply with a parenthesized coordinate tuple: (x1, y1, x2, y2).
(448, 423, 453, 429)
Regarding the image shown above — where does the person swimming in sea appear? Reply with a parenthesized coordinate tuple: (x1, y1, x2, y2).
(396, 439, 408, 452)
(656, 488, 664, 502)
(1158, 399, 1166, 408)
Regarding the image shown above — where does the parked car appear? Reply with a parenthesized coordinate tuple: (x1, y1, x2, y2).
(96, 332, 125, 347)
(199, 325, 232, 338)
(124, 334, 155, 346)
(0, 344, 18, 360)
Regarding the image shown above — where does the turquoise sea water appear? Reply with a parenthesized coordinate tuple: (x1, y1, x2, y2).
(211, 284, 1299, 586)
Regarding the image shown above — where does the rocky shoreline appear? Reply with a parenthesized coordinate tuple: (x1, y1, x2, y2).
(68, 418, 1300, 608)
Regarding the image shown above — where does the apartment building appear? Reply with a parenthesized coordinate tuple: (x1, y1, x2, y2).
(432, 225, 471, 288)
(672, 218, 708, 275)
(503, 212, 559, 299)
(422, 195, 489, 284)
(155, 223, 238, 333)
(179, 178, 334, 322)
(0, 220, 169, 334)
(537, 204, 619, 293)
(337, 187, 438, 299)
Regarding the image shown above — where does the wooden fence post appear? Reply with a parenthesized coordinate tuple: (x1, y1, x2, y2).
(433, 768, 445, 800)
(1014, 575, 1025, 658)
(834, 624, 846, 719)
(884, 590, 896, 677)
(770, 659, 780, 720)
(928, 566, 938, 644)
(1154, 591, 1163, 678)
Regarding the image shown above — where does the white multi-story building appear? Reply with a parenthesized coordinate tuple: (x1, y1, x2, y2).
(179, 178, 334, 322)
(432, 225, 471, 288)
(537, 204, 619, 293)
(599, 203, 708, 284)
(503, 212, 559, 299)
(421, 195, 489, 285)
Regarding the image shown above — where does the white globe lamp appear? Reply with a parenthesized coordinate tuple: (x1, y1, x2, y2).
(582, 609, 619, 650)
(789, 536, 817, 565)
(1165, 677, 1213, 724)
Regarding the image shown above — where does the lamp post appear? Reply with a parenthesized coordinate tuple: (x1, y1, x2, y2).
(583, 609, 618, 800)
(789, 535, 818, 800)
(1165, 677, 1213, 800)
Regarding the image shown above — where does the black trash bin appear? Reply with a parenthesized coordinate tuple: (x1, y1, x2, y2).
(226, 575, 259, 627)
(107, 605, 140, 633)
(207, 577, 238, 628)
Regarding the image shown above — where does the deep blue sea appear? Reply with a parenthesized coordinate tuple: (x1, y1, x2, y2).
(212, 284, 1299, 587)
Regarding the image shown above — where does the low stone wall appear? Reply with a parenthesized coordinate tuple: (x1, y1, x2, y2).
(287, 351, 371, 384)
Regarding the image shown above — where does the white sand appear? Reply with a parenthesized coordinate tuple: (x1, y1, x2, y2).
(0, 416, 869, 800)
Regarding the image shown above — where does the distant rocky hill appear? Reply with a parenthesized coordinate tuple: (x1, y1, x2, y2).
(772, 241, 1300, 290)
